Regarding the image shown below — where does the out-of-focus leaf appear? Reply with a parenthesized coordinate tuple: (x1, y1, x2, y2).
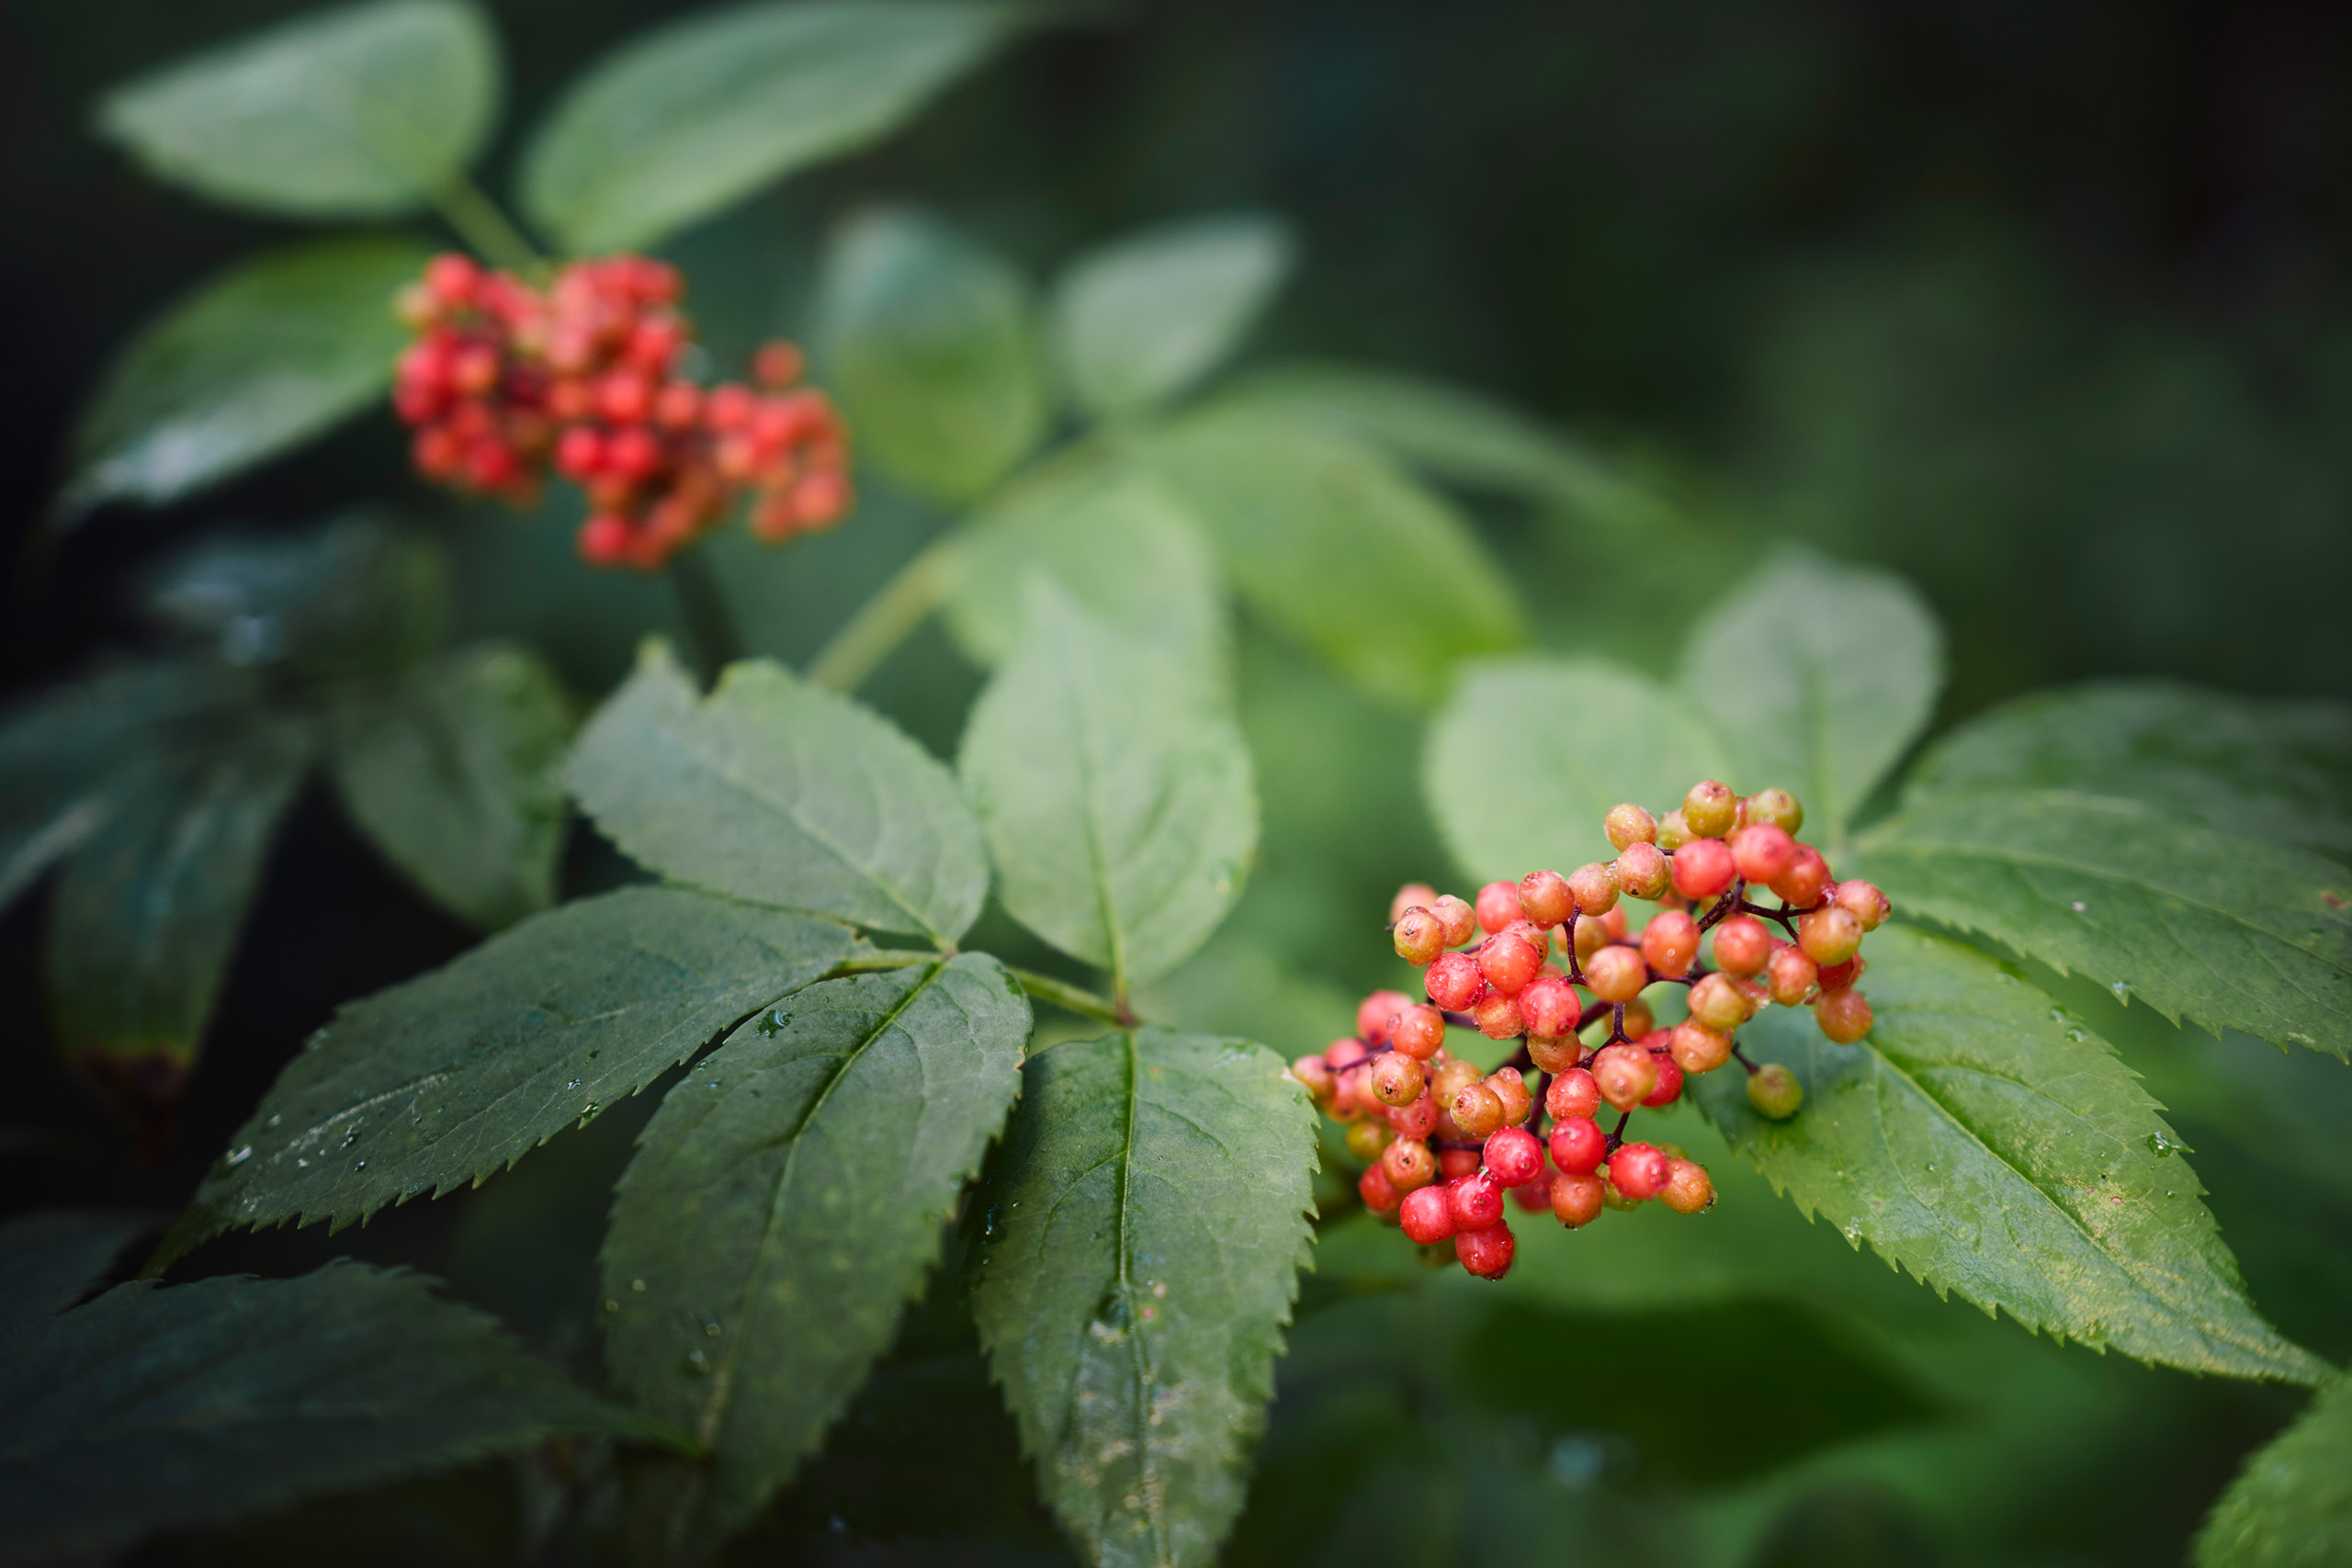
(153, 887, 856, 1266)
(604, 956, 1027, 1556)
(0, 1262, 672, 1565)
(1860, 789, 2352, 1060)
(2194, 1373, 2352, 1568)
(1903, 679, 2352, 861)
(942, 458, 1227, 677)
(1050, 213, 1294, 420)
(45, 720, 313, 1111)
(140, 514, 450, 678)
(813, 207, 1050, 503)
(0, 1212, 155, 1325)
(1677, 550, 1945, 848)
(94, 0, 499, 219)
(1692, 924, 2327, 1384)
(521, 1, 1041, 253)
(971, 1028, 1317, 1568)
(331, 641, 571, 930)
(567, 643, 986, 944)
(960, 588, 1256, 989)
(1423, 655, 1730, 883)
(1144, 411, 1521, 707)
(60, 238, 432, 515)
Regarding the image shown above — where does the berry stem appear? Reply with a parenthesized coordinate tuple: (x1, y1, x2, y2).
(428, 171, 543, 277)
(1005, 967, 1130, 1032)
(807, 535, 958, 694)
(1731, 1043, 1760, 1076)
(667, 547, 743, 682)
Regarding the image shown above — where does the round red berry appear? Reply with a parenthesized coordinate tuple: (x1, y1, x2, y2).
(1833, 879, 1891, 931)
(1390, 1004, 1446, 1060)
(1516, 869, 1575, 926)
(1386, 1093, 1439, 1140)
(1470, 989, 1523, 1041)
(1483, 1125, 1544, 1186)
(1393, 906, 1446, 965)
(1424, 953, 1482, 1011)
(1583, 943, 1648, 1004)
(1815, 987, 1874, 1043)
(1610, 1142, 1671, 1201)
(1550, 1171, 1605, 1228)
(1429, 895, 1477, 947)
(1381, 1136, 1436, 1191)
(1671, 837, 1737, 900)
(1357, 990, 1412, 1046)
(1611, 841, 1672, 900)
(1399, 1184, 1457, 1244)
(1712, 914, 1773, 976)
(1661, 1158, 1715, 1214)
(1546, 1067, 1601, 1122)
(1771, 845, 1832, 908)
(1590, 1043, 1659, 1111)
(1476, 931, 1544, 997)
(1730, 824, 1797, 886)
(1668, 1021, 1733, 1075)
(1327, 1038, 1369, 1069)
(1454, 1221, 1515, 1280)
(1689, 973, 1754, 1032)
(1371, 1055, 1426, 1107)
(1475, 881, 1521, 935)
(1548, 1115, 1606, 1175)
(1437, 1147, 1482, 1180)
(1798, 906, 1864, 965)
(1639, 909, 1700, 977)
(1487, 1067, 1533, 1127)
(1358, 1165, 1401, 1214)
(1449, 1082, 1506, 1140)
(1767, 945, 1820, 1006)
(1450, 1171, 1506, 1229)
(1515, 975, 1578, 1040)
(1290, 1055, 1336, 1101)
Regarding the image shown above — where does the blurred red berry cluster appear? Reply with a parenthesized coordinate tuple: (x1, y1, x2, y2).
(393, 252, 853, 571)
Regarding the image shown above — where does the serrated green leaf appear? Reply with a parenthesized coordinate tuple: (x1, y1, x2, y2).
(1142, 411, 1521, 707)
(154, 887, 856, 1266)
(941, 458, 1227, 678)
(61, 238, 432, 515)
(94, 0, 499, 220)
(1690, 924, 2326, 1384)
(2195, 1373, 2352, 1568)
(0, 1261, 671, 1565)
(960, 588, 1256, 991)
(603, 954, 1028, 1555)
(141, 513, 451, 678)
(568, 643, 986, 943)
(0, 1212, 154, 1325)
(1051, 213, 1294, 421)
(1903, 678, 2352, 860)
(971, 1028, 1317, 1568)
(1859, 789, 2352, 1060)
(46, 719, 313, 1093)
(1423, 654, 1731, 883)
(522, 1, 1039, 253)
(332, 641, 571, 930)
(1677, 549, 1944, 849)
(813, 207, 1050, 503)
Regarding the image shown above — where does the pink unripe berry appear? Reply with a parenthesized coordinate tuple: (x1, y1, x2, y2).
(1290, 1055, 1336, 1100)
(1455, 1221, 1515, 1280)
(1429, 895, 1478, 947)
(1590, 1043, 1659, 1111)
(1483, 1125, 1544, 1186)
(1767, 945, 1820, 1006)
(1611, 841, 1672, 900)
(1550, 1171, 1605, 1228)
(1393, 906, 1446, 965)
(554, 425, 605, 479)
(1668, 1021, 1734, 1074)
(1381, 1136, 1436, 1191)
(1548, 1115, 1606, 1175)
(1712, 915, 1774, 976)
(1511, 1177, 1554, 1213)
(1390, 1004, 1446, 1060)
(1657, 808, 1695, 852)
(1425, 953, 1482, 1011)
(1683, 780, 1738, 838)
(1799, 906, 1865, 965)
(1357, 990, 1412, 1045)
(1583, 943, 1649, 1004)
(1640, 910, 1701, 977)
(1332, 1064, 1374, 1118)
(1568, 863, 1620, 916)
(1815, 987, 1874, 1043)
(1746, 787, 1804, 835)
(1450, 1172, 1506, 1229)
(1327, 1038, 1369, 1069)
(1661, 1158, 1715, 1214)
(1487, 1066, 1534, 1127)
(1605, 802, 1658, 850)
(1399, 1183, 1457, 1243)
(1689, 973, 1754, 1032)
(1389, 883, 1440, 924)
(1644, 1052, 1685, 1107)
(1671, 838, 1737, 900)
(1475, 881, 1521, 935)
(1730, 824, 1797, 886)
(1517, 869, 1576, 926)
(1833, 879, 1891, 931)
(1527, 1033, 1583, 1074)
(1372, 1055, 1426, 1107)
(1772, 845, 1832, 908)
(1517, 976, 1580, 1039)
(1476, 931, 1544, 996)
(1546, 1067, 1601, 1122)
(1610, 1142, 1671, 1201)
(1437, 1147, 1481, 1180)
(1357, 1165, 1401, 1214)
(1430, 1058, 1480, 1104)
(1450, 1082, 1506, 1140)
(1816, 954, 1866, 991)
(1386, 1093, 1438, 1140)
(1470, 989, 1524, 1041)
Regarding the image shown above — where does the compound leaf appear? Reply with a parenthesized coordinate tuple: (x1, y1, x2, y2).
(1051, 213, 1294, 421)
(154, 887, 856, 1266)
(1902, 679, 2352, 862)
(0, 1212, 155, 1326)
(960, 588, 1256, 991)
(1423, 655, 1730, 884)
(814, 207, 1050, 503)
(1143, 411, 1521, 707)
(94, 0, 500, 220)
(568, 643, 987, 944)
(0, 1261, 670, 1565)
(1859, 789, 2352, 1061)
(2194, 1373, 2352, 1568)
(1677, 549, 1944, 849)
(1691, 924, 2326, 1384)
(521, 0, 1040, 253)
(971, 1028, 1317, 1568)
(603, 954, 1028, 1556)
(332, 641, 572, 931)
(61, 238, 432, 515)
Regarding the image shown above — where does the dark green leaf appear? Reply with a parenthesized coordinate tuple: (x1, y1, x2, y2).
(567, 643, 987, 943)
(0, 1212, 154, 1325)
(94, 0, 499, 219)
(61, 238, 433, 514)
(960, 588, 1256, 990)
(141, 513, 450, 678)
(1691, 924, 2327, 1384)
(603, 954, 1028, 1555)
(154, 887, 856, 1266)
(46, 719, 313, 1087)
(813, 207, 1050, 503)
(521, 1, 1040, 253)
(941, 457, 1227, 677)
(332, 641, 571, 930)
(0, 1261, 670, 1564)
(1859, 789, 2352, 1060)
(971, 1029, 1317, 1568)
(1677, 549, 1944, 848)
(1423, 655, 1730, 882)
(1903, 679, 2352, 860)
(2194, 1373, 2352, 1568)
(1143, 411, 1521, 706)
(1050, 213, 1294, 421)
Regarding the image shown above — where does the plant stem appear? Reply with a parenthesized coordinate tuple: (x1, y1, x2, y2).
(667, 549, 742, 683)
(1007, 967, 1130, 1030)
(806, 536, 956, 694)
(432, 172, 544, 276)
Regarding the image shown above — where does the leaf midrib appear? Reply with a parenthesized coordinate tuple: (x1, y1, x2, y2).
(1113, 1030, 1170, 1565)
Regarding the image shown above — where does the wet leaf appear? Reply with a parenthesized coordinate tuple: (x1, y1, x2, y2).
(2194, 1373, 2352, 1568)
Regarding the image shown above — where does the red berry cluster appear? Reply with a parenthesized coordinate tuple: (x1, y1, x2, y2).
(393, 252, 854, 571)
(1292, 782, 1891, 1281)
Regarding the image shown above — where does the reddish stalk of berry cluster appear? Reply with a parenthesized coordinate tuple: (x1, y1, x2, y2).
(1291, 781, 1891, 1282)
(392, 252, 854, 572)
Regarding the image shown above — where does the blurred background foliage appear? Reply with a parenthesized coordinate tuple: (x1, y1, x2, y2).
(3, 2, 2348, 1565)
